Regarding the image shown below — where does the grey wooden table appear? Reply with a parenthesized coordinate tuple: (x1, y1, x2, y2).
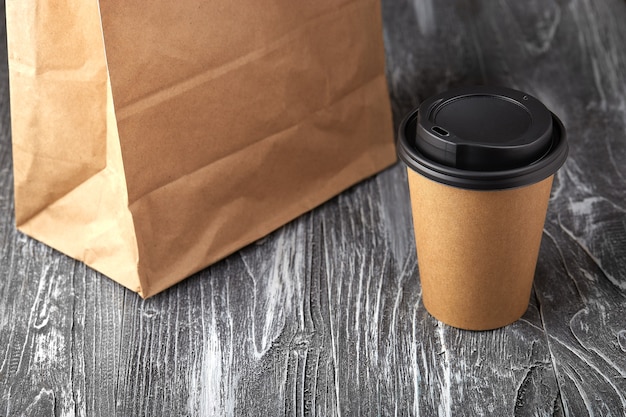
(2, 1, 626, 416)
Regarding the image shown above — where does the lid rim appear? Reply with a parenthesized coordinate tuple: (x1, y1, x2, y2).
(397, 108, 568, 190)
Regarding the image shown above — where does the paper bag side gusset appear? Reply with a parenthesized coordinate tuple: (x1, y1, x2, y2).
(408, 171, 553, 330)
(6, 0, 141, 292)
(6, 0, 107, 225)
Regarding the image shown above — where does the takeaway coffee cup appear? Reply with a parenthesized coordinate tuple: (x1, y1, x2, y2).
(397, 86, 568, 330)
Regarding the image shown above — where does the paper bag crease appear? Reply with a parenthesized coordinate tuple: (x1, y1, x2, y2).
(7, 0, 141, 293)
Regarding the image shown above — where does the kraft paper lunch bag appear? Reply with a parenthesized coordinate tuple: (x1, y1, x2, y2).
(6, 0, 396, 297)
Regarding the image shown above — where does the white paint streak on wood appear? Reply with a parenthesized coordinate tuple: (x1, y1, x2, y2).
(258, 231, 294, 358)
(436, 324, 452, 417)
(354, 253, 365, 389)
(320, 215, 342, 417)
(198, 318, 228, 416)
(412, 0, 435, 36)
(568, 197, 604, 218)
(411, 304, 421, 417)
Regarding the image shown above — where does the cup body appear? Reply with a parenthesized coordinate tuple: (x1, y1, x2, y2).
(407, 169, 553, 330)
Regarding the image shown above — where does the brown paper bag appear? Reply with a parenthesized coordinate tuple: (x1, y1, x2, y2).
(6, 0, 395, 297)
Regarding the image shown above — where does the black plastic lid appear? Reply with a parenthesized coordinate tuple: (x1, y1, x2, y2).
(397, 86, 568, 190)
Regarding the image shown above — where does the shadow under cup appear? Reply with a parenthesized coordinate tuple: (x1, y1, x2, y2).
(397, 86, 568, 331)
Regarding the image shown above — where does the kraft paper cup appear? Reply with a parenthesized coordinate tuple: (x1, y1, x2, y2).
(397, 86, 568, 330)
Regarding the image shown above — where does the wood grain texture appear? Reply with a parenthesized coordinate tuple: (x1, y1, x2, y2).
(1, 0, 625, 416)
